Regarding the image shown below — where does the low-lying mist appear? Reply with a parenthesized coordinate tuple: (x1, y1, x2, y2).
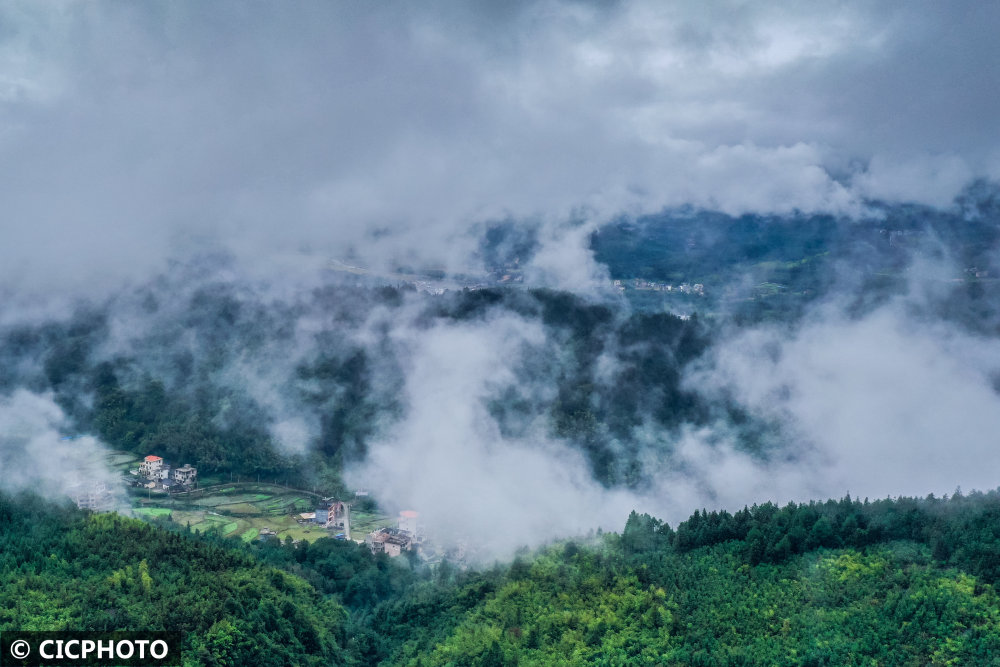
(0, 390, 126, 509)
(3, 2, 1000, 567)
(0, 204, 998, 559)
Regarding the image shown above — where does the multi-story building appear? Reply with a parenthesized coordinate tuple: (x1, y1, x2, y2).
(138, 455, 163, 479)
(172, 464, 197, 486)
(68, 481, 114, 511)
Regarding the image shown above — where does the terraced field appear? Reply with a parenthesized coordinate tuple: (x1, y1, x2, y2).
(131, 483, 379, 543)
(132, 507, 172, 517)
(106, 451, 140, 470)
(351, 510, 396, 536)
(193, 494, 271, 508)
(164, 509, 333, 542)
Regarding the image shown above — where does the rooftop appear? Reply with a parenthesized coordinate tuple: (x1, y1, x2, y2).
(144, 455, 163, 462)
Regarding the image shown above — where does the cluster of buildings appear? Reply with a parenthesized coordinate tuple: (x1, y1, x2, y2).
(292, 503, 428, 559)
(68, 480, 116, 511)
(410, 280, 447, 295)
(365, 510, 421, 558)
(245, 493, 441, 561)
(614, 279, 705, 295)
(298, 499, 352, 540)
(966, 266, 990, 279)
(129, 455, 198, 491)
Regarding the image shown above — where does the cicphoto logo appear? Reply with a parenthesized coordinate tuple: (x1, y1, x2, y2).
(1, 631, 181, 666)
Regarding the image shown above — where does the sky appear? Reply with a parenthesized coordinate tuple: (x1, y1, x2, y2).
(2, 1, 999, 294)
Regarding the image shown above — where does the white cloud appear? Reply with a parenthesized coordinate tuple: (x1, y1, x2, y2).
(0, 390, 125, 506)
(0, 1, 997, 294)
(853, 154, 976, 207)
(687, 301, 1000, 505)
(347, 311, 644, 557)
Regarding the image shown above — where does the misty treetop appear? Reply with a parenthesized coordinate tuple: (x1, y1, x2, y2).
(4, 190, 999, 499)
(2, 192, 999, 566)
(0, 265, 722, 488)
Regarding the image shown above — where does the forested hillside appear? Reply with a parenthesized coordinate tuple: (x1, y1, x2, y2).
(0, 493, 349, 665)
(8, 489, 1000, 665)
(2, 201, 998, 665)
(591, 190, 1000, 327)
(0, 283, 715, 489)
(2, 194, 997, 504)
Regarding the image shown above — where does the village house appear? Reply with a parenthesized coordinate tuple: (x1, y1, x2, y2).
(68, 480, 115, 511)
(172, 464, 197, 486)
(313, 500, 351, 538)
(365, 510, 421, 557)
(365, 528, 413, 557)
(134, 455, 197, 491)
(138, 455, 163, 479)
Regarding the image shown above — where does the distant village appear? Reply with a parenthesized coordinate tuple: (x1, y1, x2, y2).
(67, 480, 117, 512)
(364, 509, 421, 557)
(294, 499, 424, 558)
(327, 256, 710, 302)
(286, 500, 449, 561)
(613, 278, 705, 295)
(71, 453, 199, 511)
(68, 449, 450, 562)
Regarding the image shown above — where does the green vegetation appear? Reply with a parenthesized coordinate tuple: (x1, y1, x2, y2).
(0, 492, 348, 666)
(132, 507, 172, 517)
(9, 488, 1000, 665)
(350, 510, 397, 539)
(4, 195, 1000, 664)
(413, 543, 1000, 666)
(164, 509, 327, 543)
(591, 201, 1000, 326)
(6, 281, 715, 489)
(130, 482, 356, 543)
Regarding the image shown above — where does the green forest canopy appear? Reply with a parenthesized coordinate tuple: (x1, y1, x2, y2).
(6, 487, 1000, 665)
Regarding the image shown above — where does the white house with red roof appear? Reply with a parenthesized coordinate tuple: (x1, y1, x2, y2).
(138, 455, 163, 479)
